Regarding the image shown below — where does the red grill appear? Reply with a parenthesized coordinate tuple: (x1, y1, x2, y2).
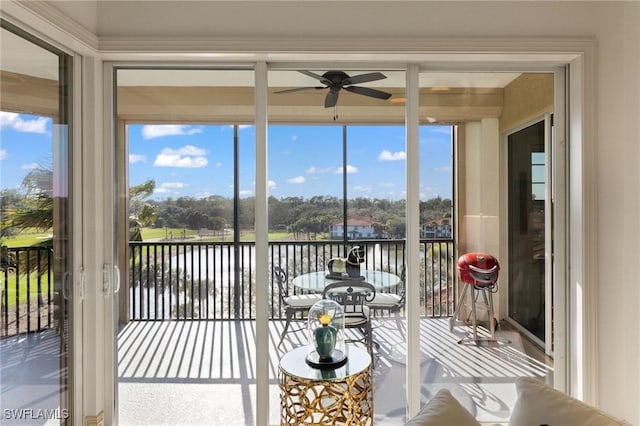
(450, 252, 501, 342)
(456, 252, 500, 287)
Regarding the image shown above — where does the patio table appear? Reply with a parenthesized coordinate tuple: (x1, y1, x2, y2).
(291, 270, 401, 293)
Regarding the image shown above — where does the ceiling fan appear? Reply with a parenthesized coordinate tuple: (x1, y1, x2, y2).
(275, 70, 393, 108)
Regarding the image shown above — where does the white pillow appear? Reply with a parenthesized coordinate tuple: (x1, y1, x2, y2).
(406, 388, 480, 426)
(509, 377, 633, 426)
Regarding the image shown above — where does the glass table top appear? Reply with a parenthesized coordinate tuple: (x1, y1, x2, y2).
(279, 345, 371, 382)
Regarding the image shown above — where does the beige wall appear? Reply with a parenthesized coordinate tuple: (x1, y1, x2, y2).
(458, 118, 502, 317)
(500, 74, 554, 134)
(459, 119, 501, 256)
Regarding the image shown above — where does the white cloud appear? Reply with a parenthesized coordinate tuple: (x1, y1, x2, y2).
(154, 146, 208, 168)
(154, 188, 169, 194)
(287, 176, 306, 184)
(129, 154, 147, 164)
(0, 112, 48, 134)
(419, 185, 439, 199)
(155, 154, 207, 168)
(379, 182, 394, 188)
(239, 189, 253, 196)
(353, 185, 372, 193)
(161, 182, 186, 189)
(0, 149, 6, 160)
(334, 165, 358, 174)
(214, 162, 223, 168)
(169, 145, 206, 156)
(142, 125, 203, 140)
(21, 163, 39, 170)
(378, 150, 406, 161)
(306, 166, 333, 174)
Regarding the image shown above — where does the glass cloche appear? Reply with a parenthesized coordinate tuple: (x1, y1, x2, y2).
(305, 299, 347, 368)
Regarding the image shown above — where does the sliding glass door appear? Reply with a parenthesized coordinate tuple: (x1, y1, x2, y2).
(0, 21, 75, 424)
(114, 67, 257, 425)
(507, 117, 552, 348)
(105, 64, 565, 425)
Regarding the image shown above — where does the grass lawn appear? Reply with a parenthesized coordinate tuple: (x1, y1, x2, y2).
(139, 227, 198, 240)
(2, 273, 53, 308)
(138, 228, 299, 242)
(2, 231, 52, 248)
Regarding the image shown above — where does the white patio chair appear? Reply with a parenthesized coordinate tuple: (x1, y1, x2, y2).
(274, 266, 321, 347)
(367, 266, 406, 333)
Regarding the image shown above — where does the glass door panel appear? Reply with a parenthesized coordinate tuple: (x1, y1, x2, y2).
(0, 23, 74, 424)
(115, 68, 256, 425)
(268, 68, 407, 424)
(507, 120, 546, 342)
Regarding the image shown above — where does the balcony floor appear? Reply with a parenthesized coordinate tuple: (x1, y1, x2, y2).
(117, 317, 553, 425)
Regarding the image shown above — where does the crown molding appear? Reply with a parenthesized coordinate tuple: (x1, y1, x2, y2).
(1, 0, 99, 54)
(98, 36, 593, 65)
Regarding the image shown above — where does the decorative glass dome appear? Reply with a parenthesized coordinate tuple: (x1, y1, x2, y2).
(305, 299, 347, 369)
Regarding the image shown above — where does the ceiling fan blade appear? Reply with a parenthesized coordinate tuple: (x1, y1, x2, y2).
(342, 72, 387, 86)
(274, 86, 325, 94)
(298, 70, 331, 85)
(325, 91, 339, 108)
(345, 85, 392, 100)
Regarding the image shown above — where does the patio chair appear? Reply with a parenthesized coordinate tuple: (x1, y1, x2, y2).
(368, 266, 406, 314)
(322, 280, 376, 356)
(275, 266, 322, 347)
(367, 266, 406, 333)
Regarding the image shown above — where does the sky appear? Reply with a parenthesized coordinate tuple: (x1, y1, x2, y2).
(1, 112, 55, 191)
(1, 111, 453, 201)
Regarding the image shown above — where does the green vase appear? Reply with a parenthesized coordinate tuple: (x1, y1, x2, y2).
(314, 325, 337, 360)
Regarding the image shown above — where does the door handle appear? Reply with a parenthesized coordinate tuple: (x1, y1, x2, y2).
(62, 271, 71, 300)
(102, 263, 111, 298)
(78, 266, 85, 301)
(113, 265, 121, 294)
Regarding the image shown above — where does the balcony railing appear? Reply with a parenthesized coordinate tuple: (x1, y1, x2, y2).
(1, 239, 456, 336)
(1, 246, 56, 337)
(128, 239, 456, 322)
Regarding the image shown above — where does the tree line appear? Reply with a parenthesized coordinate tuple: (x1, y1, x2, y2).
(2, 173, 452, 241)
(137, 192, 452, 239)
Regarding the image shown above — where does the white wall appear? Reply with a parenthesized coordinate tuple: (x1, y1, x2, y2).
(6, 0, 640, 423)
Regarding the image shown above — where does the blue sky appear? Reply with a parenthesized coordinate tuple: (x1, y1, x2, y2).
(1, 111, 453, 201)
(1, 112, 54, 190)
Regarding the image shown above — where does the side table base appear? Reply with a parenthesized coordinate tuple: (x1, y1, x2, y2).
(279, 365, 373, 425)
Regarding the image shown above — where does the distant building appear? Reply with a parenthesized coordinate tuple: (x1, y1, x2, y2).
(329, 216, 383, 239)
(420, 219, 452, 239)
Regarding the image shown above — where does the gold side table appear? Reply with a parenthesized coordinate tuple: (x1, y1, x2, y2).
(278, 345, 373, 426)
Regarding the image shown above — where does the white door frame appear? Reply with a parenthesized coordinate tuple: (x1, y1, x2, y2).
(101, 57, 592, 426)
